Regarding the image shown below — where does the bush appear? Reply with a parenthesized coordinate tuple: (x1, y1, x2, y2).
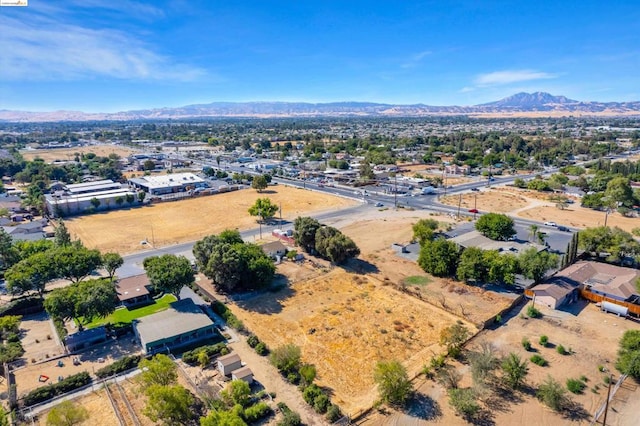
(567, 378, 586, 394)
(276, 402, 301, 426)
(270, 344, 301, 375)
(313, 394, 330, 414)
(527, 305, 542, 318)
(302, 384, 323, 404)
(530, 355, 548, 366)
(247, 335, 259, 348)
(287, 372, 300, 385)
(23, 372, 91, 406)
(326, 404, 342, 422)
(212, 301, 245, 331)
(243, 401, 271, 423)
(448, 388, 480, 418)
(556, 344, 567, 355)
(96, 355, 141, 378)
(539, 335, 549, 347)
(521, 337, 532, 351)
(255, 342, 268, 356)
(182, 343, 227, 365)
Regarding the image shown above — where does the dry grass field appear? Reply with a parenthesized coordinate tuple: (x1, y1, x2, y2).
(440, 190, 531, 213)
(230, 269, 477, 416)
(21, 145, 137, 162)
(36, 389, 119, 426)
(64, 186, 357, 254)
(516, 204, 639, 233)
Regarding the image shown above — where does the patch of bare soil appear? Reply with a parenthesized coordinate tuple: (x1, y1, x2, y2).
(21, 145, 137, 162)
(36, 389, 119, 426)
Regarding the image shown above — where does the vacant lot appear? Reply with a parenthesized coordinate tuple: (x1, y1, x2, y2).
(229, 269, 476, 416)
(440, 189, 532, 213)
(64, 186, 356, 254)
(21, 145, 137, 162)
(36, 388, 119, 426)
(516, 203, 639, 233)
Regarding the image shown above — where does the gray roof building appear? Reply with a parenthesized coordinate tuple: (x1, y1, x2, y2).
(133, 298, 217, 354)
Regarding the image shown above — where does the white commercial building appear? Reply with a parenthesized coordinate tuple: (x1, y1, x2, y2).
(128, 172, 207, 195)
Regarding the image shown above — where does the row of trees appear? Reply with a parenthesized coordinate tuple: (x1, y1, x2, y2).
(44, 279, 117, 328)
(193, 230, 275, 293)
(578, 226, 640, 264)
(293, 216, 360, 264)
(418, 240, 558, 284)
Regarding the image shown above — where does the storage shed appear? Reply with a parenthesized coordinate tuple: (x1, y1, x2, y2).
(217, 353, 242, 376)
(64, 327, 107, 352)
(231, 367, 254, 384)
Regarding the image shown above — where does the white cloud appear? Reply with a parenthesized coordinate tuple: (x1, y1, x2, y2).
(401, 50, 432, 69)
(459, 86, 475, 93)
(474, 70, 557, 86)
(0, 13, 206, 82)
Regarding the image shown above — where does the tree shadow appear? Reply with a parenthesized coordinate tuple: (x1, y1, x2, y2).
(233, 285, 296, 315)
(345, 258, 380, 274)
(404, 393, 442, 421)
(561, 399, 590, 422)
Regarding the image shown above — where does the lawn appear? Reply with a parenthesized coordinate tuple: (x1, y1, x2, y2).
(85, 294, 177, 328)
(402, 275, 432, 286)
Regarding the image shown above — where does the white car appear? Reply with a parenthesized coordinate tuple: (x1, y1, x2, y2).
(544, 221, 557, 227)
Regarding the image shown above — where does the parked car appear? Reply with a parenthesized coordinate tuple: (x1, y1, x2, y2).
(544, 221, 557, 227)
(471, 187, 480, 192)
(557, 225, 570, 232)
(468, 208, 479, 214)
(375, 202, 384, 207)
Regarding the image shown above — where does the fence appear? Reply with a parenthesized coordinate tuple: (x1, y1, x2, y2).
(580, 289, 640, 316)
(590, 374, 628, 425)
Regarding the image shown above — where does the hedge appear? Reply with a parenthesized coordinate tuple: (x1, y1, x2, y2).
(211, 301, 245, 331)
(182, 343, 227, 365)
(95, 355, 141, 378)
(23, 371, 91, 406)
(243, 401, 271, 423)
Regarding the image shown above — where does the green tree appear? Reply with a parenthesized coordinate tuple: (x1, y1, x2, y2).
(518, 248, 558, 283)
(248, 198, 279, 221)
(44, 286, 78, 322)
(373, 360, 412, 407)
(528, 224, 538, 243)
(314, 226, 360, 264)
(418, 239, 459, 277)
(536, 375, 568, 411)
(143, 385, 194, 426)
(475, 213, 515, 241)
(143, 160, 156, 171)
(456, 247, 487, 283)
(101, 252, 123, 281)
(54, 220, 72, 246)
(193, 230, 243, 270)
(74, 279, 117, 325)
(0, 228, 20, 272)
(51, 245, 103, 283)
(251, 175, 268, 192)
(468, 342, 500, 391)
(440, 322, 470, 358)
(90, 197, 100, 209)
(5, 251, 55, 296)
(115, 196, 124, 207)
(299, 364, 317, 386)
(616, 330, 640, 379)
(605, 177, 634, 207)
(139, 354, 178, 387)
(359, 162, 375, 180)
(293, 216, 322, 253)
(412, 219, 439, 245)
(143, 254, 194, 299)
(200, 410, 247, 426)
(502, 353, 529, 390)
(46, 400, 89, 426)
(125, 193, 135, 204)
(270, 344, 301, 375)
(138, 191, 146, 202)
(221, 380, 251, 408)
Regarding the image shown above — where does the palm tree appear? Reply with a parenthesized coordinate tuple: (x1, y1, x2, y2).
(529, 225, 538, 242)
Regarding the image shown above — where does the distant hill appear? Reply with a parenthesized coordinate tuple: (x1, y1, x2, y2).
(2, 92, 640, 122)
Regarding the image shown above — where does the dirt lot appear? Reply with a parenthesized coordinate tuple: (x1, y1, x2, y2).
(64, 186, 357, 254)
(229, 269, 476, 416)
(21, 145, 137, 162)
(362, 301, 640, 426)
(516, 204, 639, 233)
(440, 190, 531, 214)
(19, 313, 64, 364)
(36, 388, 119, 426)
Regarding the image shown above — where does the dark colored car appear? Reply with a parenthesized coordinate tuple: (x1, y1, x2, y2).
(557, 225, 570, 232)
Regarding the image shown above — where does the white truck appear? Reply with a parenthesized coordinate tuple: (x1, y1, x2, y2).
(421, 186, 437, 195)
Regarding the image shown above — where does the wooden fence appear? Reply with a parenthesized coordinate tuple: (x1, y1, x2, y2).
(580, 289, 640, 316)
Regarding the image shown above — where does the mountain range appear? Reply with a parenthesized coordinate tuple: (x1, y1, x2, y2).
(2, 92, 640, 122)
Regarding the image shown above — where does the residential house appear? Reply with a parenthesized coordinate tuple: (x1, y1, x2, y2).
(261, 241, 287, 259)
(116, 274, 152, 308)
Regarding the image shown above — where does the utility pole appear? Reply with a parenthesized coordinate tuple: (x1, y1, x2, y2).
(602, 373, 613, 426)
(394, 173, 398, 209)
(457, 194, 462, 219)
(279, 202, 282, 226)
(474, 193, 478, 219)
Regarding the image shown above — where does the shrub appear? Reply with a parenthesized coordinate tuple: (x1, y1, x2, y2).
(326, 404, 342, 422)
(211, 301, 245, 331)
(556, 344, 567, 355)
(580, 375, 588, 382)
(448, 388, 480, 418)
(539, 335, 549, 347)
(255, 342, 268, 356)
(604, 375, 612, 384)
(276, 402, 301, 426)
(243, 402, 271, 423)
(95, 355, 141, 378)
(530, 355, 548, 366)
(566, 378, 586, 394)
(537, 375, 568, 411)
(527, 305, 542, 318)
(313, 394, 330, 414)
(182, 343, 227, 365)
(23, 372, 91, 406)
(247, 335, 259, 348)
(270, 344, 301, 375)
(598, 364, 606, 372)
(521, 337, 532, 351)
(287, 372, 300, 384)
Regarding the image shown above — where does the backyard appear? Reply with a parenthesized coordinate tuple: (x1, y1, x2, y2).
(83, 294, 177, 328)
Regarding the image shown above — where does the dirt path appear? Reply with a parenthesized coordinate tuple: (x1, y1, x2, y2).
(227, 338, 327, 425)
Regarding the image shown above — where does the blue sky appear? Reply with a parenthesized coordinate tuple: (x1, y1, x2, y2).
(1, 0, 639, 112)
